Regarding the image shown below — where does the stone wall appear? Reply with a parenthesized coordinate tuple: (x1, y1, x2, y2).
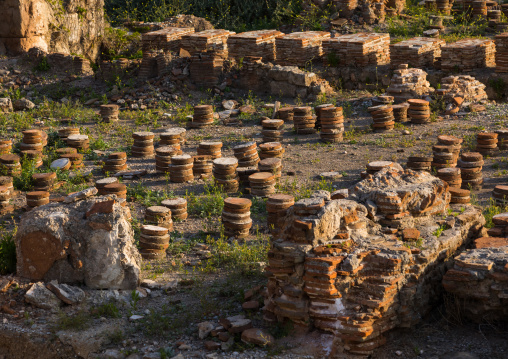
(263, 168, 485, 355)
(0, 0, 104, 60)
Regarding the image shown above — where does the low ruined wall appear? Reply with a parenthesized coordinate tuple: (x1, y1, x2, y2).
(0, 0, 104, 60)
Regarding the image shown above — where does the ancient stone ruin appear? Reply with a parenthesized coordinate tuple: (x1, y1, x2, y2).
(263, 168, 484, 355)
(15, 188, 141, 289)
(0, 0, 104, 58)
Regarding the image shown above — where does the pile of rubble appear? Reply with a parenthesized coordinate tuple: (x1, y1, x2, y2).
(263, 167, 484, 355)
(385, 65, 434, 103)
(443, 229, 508, 322)
(436, 75, 488, 103)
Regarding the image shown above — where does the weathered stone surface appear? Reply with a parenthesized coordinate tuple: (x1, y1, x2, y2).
(0, 98, 13, 113)
(46, 280, 85, 304)
(25, 281, 62, 310)
(16, 193, 141, 289)
(197, 321, 215, 339)
(12, 98, 35, 111)
(241, 328, 274, 346)
(0, 0, 104, 59)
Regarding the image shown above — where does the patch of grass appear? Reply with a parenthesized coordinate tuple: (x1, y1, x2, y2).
(55, 311, 92, 331)
(186, 182, 226, 217)
(483, 199, 508, 228)
(93, 302, 121, 318)
(0, 225, 17, 275)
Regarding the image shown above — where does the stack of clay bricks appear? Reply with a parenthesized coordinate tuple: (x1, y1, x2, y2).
(0, 178, 12, 212)
(277, 107, 294, 122)
(249, 172, 276, 197)
(237, 167, 258, 186)
(161, 198, 188, 221)
(222, 198, 252, 239)
(0, 140, 11, 154)
(19, 130, 44, 157)
(476, 132, 499, 157)
(160, 128, 186, 146)
(406, 155, 432, 172)
(95, 177, 119, 195)
(192, 155, 213, 179)
(319, 106, 345, 143)
(457, 152, 484, 190)
(495, 129, 508, 150)
(435, 75, 488, 103)
(408, 99, 431, 124)
(190, 105, 214, 128)
(266, 194, 294, 235)
(487, 212, 508, 235)
(436, 168, 462, 188)
(181, 29, 235, 56)
(392, 103, 409, 122)
(213, 157, 239, 192)
(198, 141, 222, 159)
(495, 33, 508, 72)
(492, 185, 508, 206)
(448, 188, 471, 204)
(32, 173, 56, 191)
(259, 158, 283, 180)
(0, 154, 21, 176)
(26, 191, 50, 209)
(139, 225, 169, 260)
(435, 0, 452, 14)
(471, 0, 487, 18)
(314, 104, 334, 129)
(261, 119, 284, 143)
(322, 33, 390, 67)
(368, 105, 395, 132)
(189, 51, 225, 88)
(141, 27, 195, 52)
(58, 127, 79, 142)
(73, 57, 92, 75)
(60, 152, 83, 170)
(293, 106, 316, 134)
(227, 30, 284, 62)
(275, 31, 330, 66)
(169, 155, 193, 183)
(233, 142, 260, 168)
(432, 135, 462, 169)
(390, 37, 445, 68)
(138, 50, 161, 80)
(259, 142, 284, 160)
(103, 152, 127, 173)
(131, 132, 154, 158)
(371, 95, 393, 107)
(441, 39, 495, 72)
(145, 205, 173, 229)
(66, 134, 89, 151)
(100, 104, 120, 122)
(103, 182, 127, 199)
(155, 146, 181, 173)
(385, 65, 434, 103)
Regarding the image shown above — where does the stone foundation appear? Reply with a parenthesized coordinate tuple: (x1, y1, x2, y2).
(263, 168, 485, 355)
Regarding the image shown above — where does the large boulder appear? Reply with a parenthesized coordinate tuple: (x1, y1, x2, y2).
(15, 191, 141, 289)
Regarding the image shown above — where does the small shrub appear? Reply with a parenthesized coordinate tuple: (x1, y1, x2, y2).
(34, 56, 51, 72)
(0, 226, 17, 275)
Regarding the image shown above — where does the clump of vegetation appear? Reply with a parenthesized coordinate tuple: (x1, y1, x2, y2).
(101, 27, 142, 60)
(105, 0, 302, 32)
(0, 225, 17, 275)
(34, 56, 51, 72)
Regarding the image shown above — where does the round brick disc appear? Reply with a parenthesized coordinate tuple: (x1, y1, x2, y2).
(224, 197, 252, 210)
